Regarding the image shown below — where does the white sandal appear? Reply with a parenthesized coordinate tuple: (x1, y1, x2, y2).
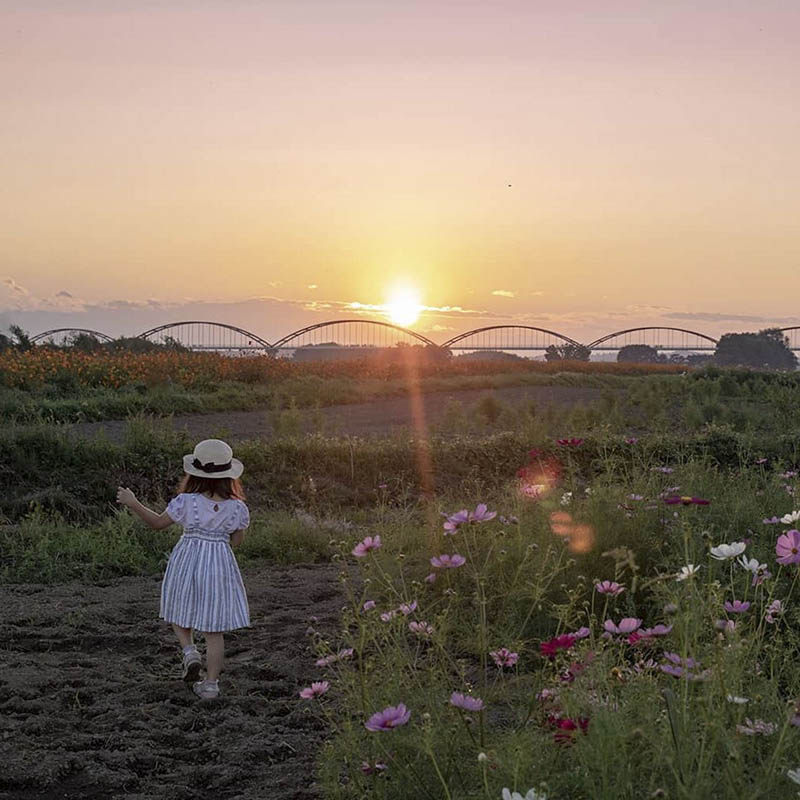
(182, 648, 202, 683)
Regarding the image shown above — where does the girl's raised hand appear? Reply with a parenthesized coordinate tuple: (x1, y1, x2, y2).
(116, 487, 137, 507)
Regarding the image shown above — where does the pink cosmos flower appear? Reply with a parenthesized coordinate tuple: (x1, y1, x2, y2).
(409, 621, 434, 635)
(660, 652, 710, 680)
(430, 554, 466, 569)
(603, 618, 642, 635)
(299, 681, 329, 699)
(640, 624, 673, 637)
(365, 704, 411, 731)
(380, 610, 398, 622)
(352, 535, 382, 557)
(570, 626, 591, 639)
(469, 503, 497, 522)
(765, 599, 783, 623)
(398, 601, 417, 616)
(736, 718, 777, 736)
(595, 581, 625, 595)
(424, 573, 437, 584)
(363, 600, 376, 611)
(724, 600, 751, 613)
(776, 530, 800, 565)
(763, 517, 781, 524)
(443, 509, 469, 534)
(556, 437, 584, 447)
(450, 692, 484, 712)
(315, 648, 353, 667)
(489, 647, 519, 668)
(715, 619, 736, 634)
(625, 437, 638, 444)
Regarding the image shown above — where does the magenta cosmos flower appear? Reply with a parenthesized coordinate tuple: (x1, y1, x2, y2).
(299, 681, 329, 699)
(489, 647, 519, 668)
(365, 704, 411, 731)
(450, 692, 484, 712)
(556, 437, 584, 447)
(595, 580, 625, 595)
(430, 553, 466, 569)
(352, 535, 382, 557)
(663, 495, 710, 506)
(603, 617, 642, 635)
(468, 503, 497, 522)
(724, 600, 751, 613)
(540, 634, 576, 659)
(776, 530, 800, 565)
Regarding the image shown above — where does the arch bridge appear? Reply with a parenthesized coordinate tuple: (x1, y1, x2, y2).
(30, 328, 115, 346)
(272, 319, 437, 350)
(586, 327, 718, 352)
(137, 321, 272, 352)
(441, 325, 581, 351)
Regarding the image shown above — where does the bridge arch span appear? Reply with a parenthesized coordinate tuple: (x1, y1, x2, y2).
(137, 321, 272, 350)
(31, 328, 115, 345)
(587, 327, 718, 351)
(441, 325, 582, 351)
(272, 319, 437, 349)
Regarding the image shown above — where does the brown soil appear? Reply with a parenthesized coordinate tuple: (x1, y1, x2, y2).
(0, 565, 344, 800)
(72, 384, 603, 443)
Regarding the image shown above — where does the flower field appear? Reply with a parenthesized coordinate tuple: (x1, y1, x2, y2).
(300, 443, 800, 799)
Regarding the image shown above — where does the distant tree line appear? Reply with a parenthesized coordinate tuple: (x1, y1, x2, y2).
(0, 327, 188, 354)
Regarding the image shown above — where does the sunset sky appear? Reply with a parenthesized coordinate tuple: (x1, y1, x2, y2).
(2, 0, 800, 344)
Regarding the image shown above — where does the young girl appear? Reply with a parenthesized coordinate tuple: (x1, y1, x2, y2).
(116, 438, 250, 700)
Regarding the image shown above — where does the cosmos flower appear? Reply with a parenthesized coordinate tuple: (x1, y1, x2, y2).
(776, 530, 800, 565)
(360, 761, 388, 775)
(469, 503, 497, 522)
(409, 621, 434, 636)
(724, 600, 751, 613)
(780, 510, 800, 524)
(502, 788, 549, 800)
(603, 618, 642, 635)
(489, 648, 519, 668)
(660, 652, 710, 681)
(450, 692, 484, 712)
(362, 600, 376, 611)
(315, 648, 354, 667)
(352, 535, 382, 557)
(556, 438, 584, 447)
(640, 624, 673, 637)
(710, 542, 747, 560)
(765, 599, 783, 623)
(664, 495, 709, 506)
(736, 718, 777, 736)
(595, 580, 625, 595)
(676, 564, 701, 581)
(365, 704, 411, 731)
(763, 516, 781, 524)
(540, 634, 577, 659)
(726, 695, 750, 704)
(299, 681, 329, 699)
(430, 554, 466, 569)
(398, 601, 417, 616)
(737, 556, 766, 573)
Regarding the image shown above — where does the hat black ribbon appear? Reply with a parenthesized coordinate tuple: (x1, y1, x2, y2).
(192, 458, 232, 474)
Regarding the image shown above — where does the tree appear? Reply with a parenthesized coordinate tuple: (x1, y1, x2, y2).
(617, 344, 663, 364)
(8, 324, 32, 351)
(68, 332, 104, 353)
(544, 343, 591, 362)
(714, 328, 797, 370)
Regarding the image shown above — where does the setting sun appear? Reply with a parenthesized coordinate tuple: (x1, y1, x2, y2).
(385, 286, 422, 327)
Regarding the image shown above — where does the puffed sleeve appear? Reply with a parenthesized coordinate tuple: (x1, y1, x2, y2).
(235, 501, 250, 530)
(165, 494, 187, 525)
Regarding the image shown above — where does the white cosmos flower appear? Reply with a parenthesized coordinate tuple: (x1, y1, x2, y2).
(726, 695, 750, 704)
(502, 790, 548, 800)
(709, 542, 746, 560)
(736, 556, 766, 573)
(780, 510, 800, 524)
(676, 564, 701, 581)
(787, 768, 800, 785)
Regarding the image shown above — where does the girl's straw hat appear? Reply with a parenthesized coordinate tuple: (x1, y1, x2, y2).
(183, 439, 243, 479)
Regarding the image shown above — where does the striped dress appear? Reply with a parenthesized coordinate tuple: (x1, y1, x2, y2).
(159, 493, 250, 632)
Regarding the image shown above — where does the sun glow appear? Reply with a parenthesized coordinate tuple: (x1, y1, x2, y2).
(385, 286, 422, 327)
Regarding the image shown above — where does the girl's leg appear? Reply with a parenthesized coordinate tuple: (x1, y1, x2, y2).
(203, 632, 224, 680)
(172, 623, 194, 648)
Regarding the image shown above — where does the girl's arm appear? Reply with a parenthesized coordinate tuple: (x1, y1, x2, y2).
(116, 487, 175, 530)
(230, 530, 245, 548)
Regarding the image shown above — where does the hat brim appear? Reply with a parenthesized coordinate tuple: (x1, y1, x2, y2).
(183, 454, 244, 480)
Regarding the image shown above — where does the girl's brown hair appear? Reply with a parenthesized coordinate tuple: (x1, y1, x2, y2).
(177, 475, 246, 500)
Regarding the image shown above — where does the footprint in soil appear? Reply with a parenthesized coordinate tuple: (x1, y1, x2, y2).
(0, 564, 343, 800)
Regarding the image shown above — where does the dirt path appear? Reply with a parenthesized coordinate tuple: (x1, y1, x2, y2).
(71, 384, 603, 443)
(0, 565, 343, 800)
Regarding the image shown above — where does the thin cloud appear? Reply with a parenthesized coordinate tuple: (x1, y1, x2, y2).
(492, 290, 515, 298)
(664, 311, 800, 325)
